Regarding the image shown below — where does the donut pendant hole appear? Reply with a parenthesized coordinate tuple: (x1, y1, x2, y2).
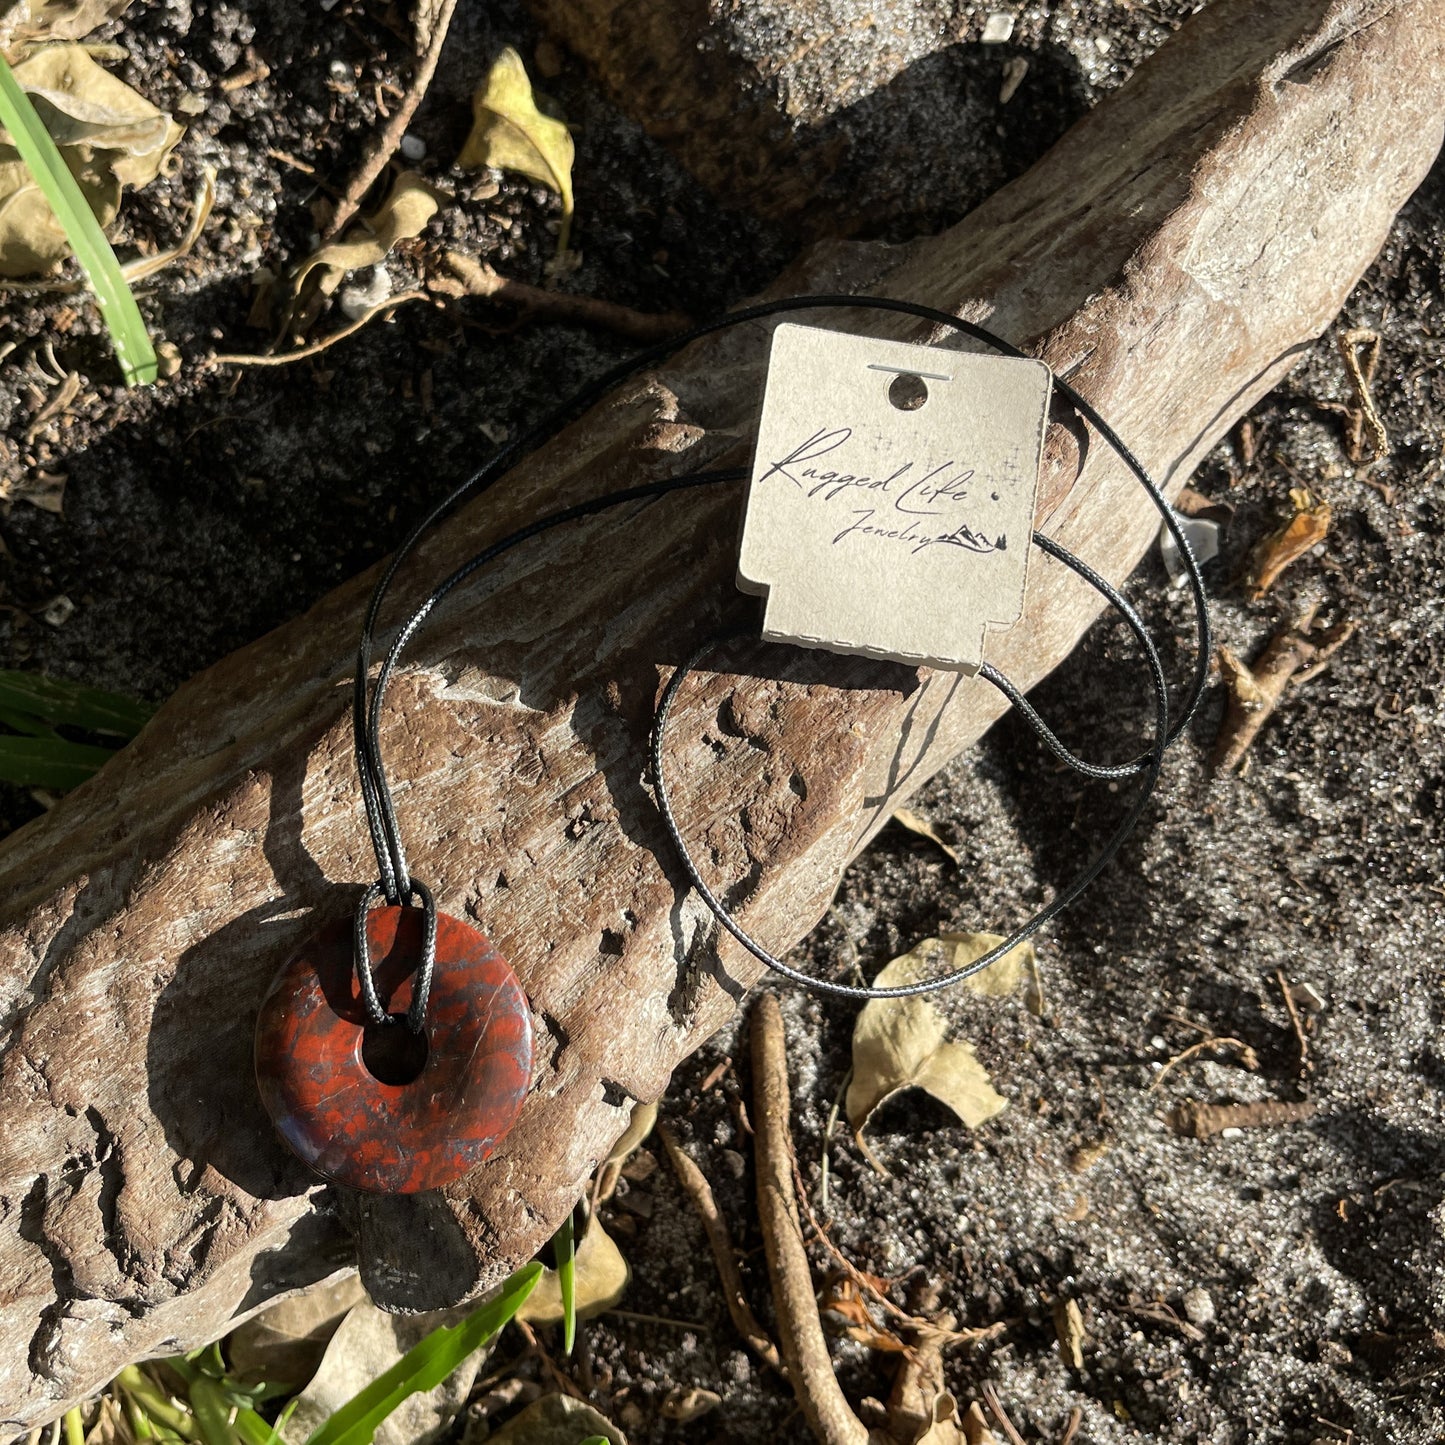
(361, 1015, 429, 1086)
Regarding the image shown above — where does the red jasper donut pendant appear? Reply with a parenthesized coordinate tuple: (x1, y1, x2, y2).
(254, 904, 533, 1194)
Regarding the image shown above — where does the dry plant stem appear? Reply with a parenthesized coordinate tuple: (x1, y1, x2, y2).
(209, 293, 432, 366)
(1337, 328, 1389, 461)
(656, 1121, 784, 1374)
(1276, 967, 1313, 1075)
(1148, 1034, 1257, 1091)
(980, 1384, 1028, 1445)
(887, 1309, 960, 1441)
(443, 252, 693, 342)
(1058, 1407, 1083, 1445)
(1125, 1301, 1206, 1343)
(1169, 1099, 1317, 1138)
(323, 0, 459, 239)
(791, 1153, 1008, 1347)
(513, 1318, 586, 1400)
(751, 995, 869, 1445)
(1213, 610, 1357, 771)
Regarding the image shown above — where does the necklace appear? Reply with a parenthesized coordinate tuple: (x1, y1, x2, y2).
(253, 295, 1209, 1192)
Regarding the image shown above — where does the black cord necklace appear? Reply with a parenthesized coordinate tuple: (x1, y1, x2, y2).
(253, 294, 1209, 1194)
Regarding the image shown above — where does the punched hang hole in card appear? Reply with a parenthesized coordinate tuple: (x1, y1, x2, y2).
(737, 323, 1053, 673)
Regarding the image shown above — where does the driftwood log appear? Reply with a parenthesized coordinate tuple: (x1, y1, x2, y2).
(3, 0, 1443, 1428)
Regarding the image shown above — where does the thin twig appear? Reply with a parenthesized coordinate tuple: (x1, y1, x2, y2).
(657, 1120, 784, 1373)
(791, 1150, 1009, 1347)
(323, 0, 460, 239)
(981, 1383, 1028, 1445)
(443, 251, 692, 342)
(605, 1307, 709, 1330)
(1169, 1098, 1316, 1138)
(514, 1318, 586, 1400)
(1213, 612, 1356, 772)
(751, 993, 869, 1445)
(1059, 1406, 1083, 1445)
(1149, 1034, 1257, 1091)
(818, 1066, 850, 1216)
(209, 292, 431, 367)
(1276, 967, 1313, 1075)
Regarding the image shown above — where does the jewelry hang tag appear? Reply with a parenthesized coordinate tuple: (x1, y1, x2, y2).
(737, 323, 1053, 673)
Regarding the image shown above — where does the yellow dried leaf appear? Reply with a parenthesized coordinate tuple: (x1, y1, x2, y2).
(1, 0, 131, 59)
(1053, 1297, 1087, 1370)
(892, 805, 960, 864)
(280, 1295, 488, 1445)
(486, 1394, 628, 1445)
(0, 467, 65, 511)
(895, 931, 1036, 1000)
(0, 43, 181, 276)
(227, 1273, 366, 1390)
(607, 1098, 657, 1164)
(917, 1395, 968, 1445)
(517, 1216, 629, 1325)
(459, 46, 574, 250)
(291, 169, 442, 296)
(847, 936, 1022, 1161)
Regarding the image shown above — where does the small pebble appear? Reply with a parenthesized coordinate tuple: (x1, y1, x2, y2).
(399, 133, 426, 161)
(338, 266, 391, 320)
(1182, 1287, 1216, 1326)
(1095, 35, 1112, 53)
(1220, 1126, 1244, 1138)
(40, 595, 74, 628)
(982, 12, 1015, 43)
(328, 58, 349, 81)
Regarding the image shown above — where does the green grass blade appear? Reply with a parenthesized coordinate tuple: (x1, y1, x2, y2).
(0, 669, 153, 735)
(189, 1378, 241, 1445)
(554, 1208, 577, 1355)
(0, 735, 116, 788)
(0, 706, 57, 738)
(63, 1407, 85, 1445)
(229, 1397, 295, 1445)
(303, 1264, 543, 1445)
(0, 53, 158, 386)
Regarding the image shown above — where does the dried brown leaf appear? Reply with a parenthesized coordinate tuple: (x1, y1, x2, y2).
(0, 44, 181, 276)
(517, 1215, 629, 1325)
(892, 806, 961, 864)
(0, 467, 66, 512)
(660, 1386, 722, 1422)
(1246, 486, 1331, 598)
(486, 1392, 628, 1444)
(279, 1293, 487, 1445)
(846, 935, 1024, 1157)
(227, 1272, 366, 1390)
(290, 169, 442, 300)
(1053, 1297, 1086, 1370)
(1, 0, 131, 59)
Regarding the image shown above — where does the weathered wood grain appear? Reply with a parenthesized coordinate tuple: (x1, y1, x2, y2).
(2, 0, 1442, 1428)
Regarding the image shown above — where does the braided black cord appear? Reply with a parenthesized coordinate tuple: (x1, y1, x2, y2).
(349, 295, 1211, 1019)
(649, 534, 1169, 1001)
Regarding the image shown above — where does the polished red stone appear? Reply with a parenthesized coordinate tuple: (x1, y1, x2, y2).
(254, 905, 533, 1193)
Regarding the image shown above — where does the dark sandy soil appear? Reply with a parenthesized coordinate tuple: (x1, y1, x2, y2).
(2, 1, 1443, 1442)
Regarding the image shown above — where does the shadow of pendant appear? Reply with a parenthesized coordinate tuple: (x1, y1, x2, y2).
(254, 904, 533, 1193)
